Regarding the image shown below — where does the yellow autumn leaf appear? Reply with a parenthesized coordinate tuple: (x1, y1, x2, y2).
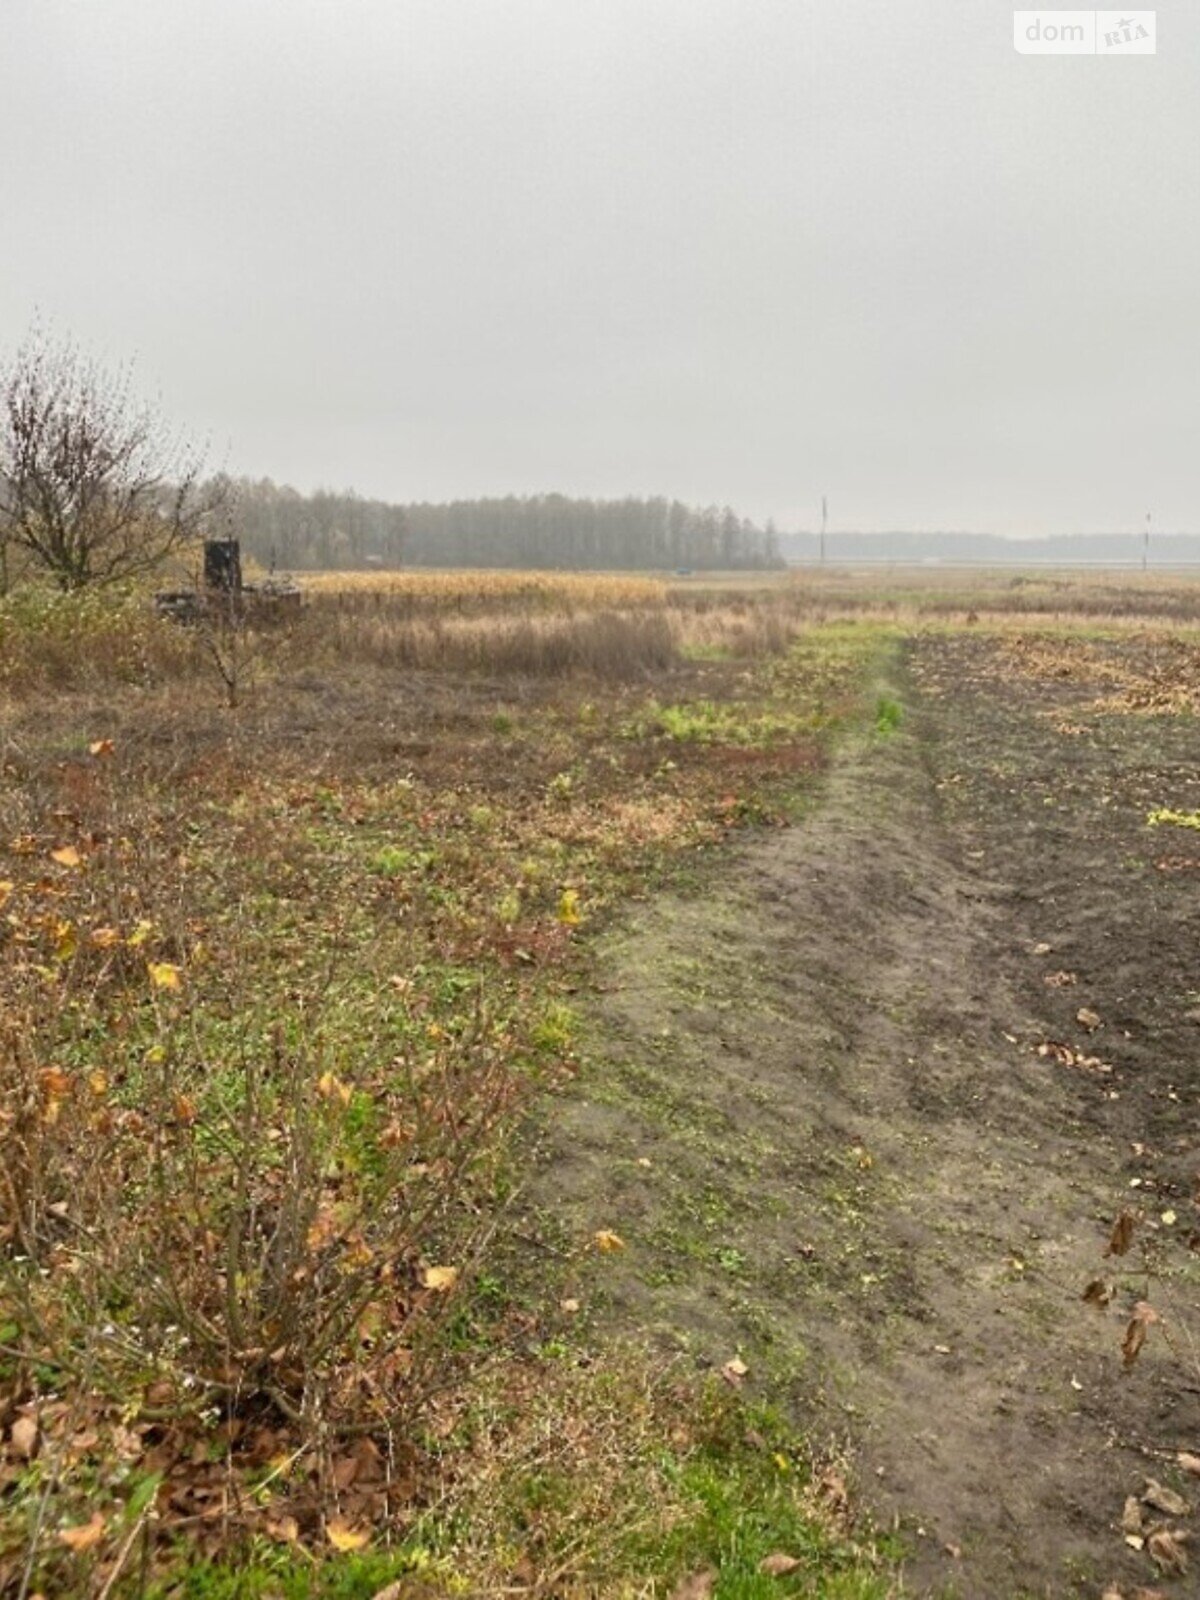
(421, 1265, 459, 1292)
(50, 845, 82, 869)
(126, 919, 154, 948)
(58, 1512, 105, 1553)
(316, 1070, 352, 1106)
(593, 1229, 626, 1253)
(41, 1067, 73, 1099)
(53, 919, 77, 961)
(0, 881, 13, 908)
(87, 1070, 109, 1096)
(557, 888, 582, 926)
(147, 962, 182, 991)
(326, 1517, 370, 1552)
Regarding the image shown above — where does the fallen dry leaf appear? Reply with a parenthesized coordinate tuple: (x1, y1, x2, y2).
(40, 1068, 73, 1107)
(759, 1552, 801, 1576)
(1077, 1006, 1102, 1030)
(1178, 1452, 1200, 1477)
(88, 739, 115, 758)
(146, 961, 183, 991)
(1122, 1302, 1160, 1368)
(326, 1516, 371, 1552)
(1122, 1496, 1144, 1535)
(556, 888, 582, 925)
(1083, 1278, 1115, 1307)
(318, 1071, 353, 1106)
(50, 845, 82, 869)
(818, 1468, 850, 1519)
(1147, 1528, 1188, 1574)
(721, 1356, 749, 1387)
(266, 1515, 299, 1544)
(1106, 1212, 1137, 1258)
(1044, 969, 1077, 988)
(1143, 1479, 1189, 1517)
(1152, 1523, 1190, 1574)
(420, 1265, 459, 1292)
(509, 1554, 536, 1584)
(10, 1415, 38, 1459)
(593, 1229, 626, 1253)
(669, 1572, 716, 1600)
(57, 1513, 105, 1553)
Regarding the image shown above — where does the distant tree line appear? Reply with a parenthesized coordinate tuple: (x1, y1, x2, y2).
(216, 478, 784, 572)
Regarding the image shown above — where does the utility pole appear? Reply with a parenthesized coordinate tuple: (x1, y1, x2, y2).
(821, 495, 828, 566)
(1143, 511, 1151, 572)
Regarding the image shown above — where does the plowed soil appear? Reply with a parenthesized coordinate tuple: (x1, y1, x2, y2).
(532, 630, 1200, 1599)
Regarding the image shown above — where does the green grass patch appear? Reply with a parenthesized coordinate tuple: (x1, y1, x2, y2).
(874, 697, 903, 735)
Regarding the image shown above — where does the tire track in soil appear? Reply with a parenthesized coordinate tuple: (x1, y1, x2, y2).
(530, 633, 1200, 1599)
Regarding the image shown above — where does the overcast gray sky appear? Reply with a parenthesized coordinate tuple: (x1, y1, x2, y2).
(2, 1, 1196, 534)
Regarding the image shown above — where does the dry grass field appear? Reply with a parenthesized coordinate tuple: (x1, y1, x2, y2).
(1, 566, 1198, 1598)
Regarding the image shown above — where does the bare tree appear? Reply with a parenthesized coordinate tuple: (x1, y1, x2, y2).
(0, 326, 216, 591)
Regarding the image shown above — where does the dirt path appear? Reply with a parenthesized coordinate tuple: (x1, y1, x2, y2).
(530, 631, 1200, 1599)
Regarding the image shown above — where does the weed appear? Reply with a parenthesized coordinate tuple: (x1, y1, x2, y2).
(1148, 807, 1200, 831)
(0, 588, 893, 1594)
(874, 697, 903, 735)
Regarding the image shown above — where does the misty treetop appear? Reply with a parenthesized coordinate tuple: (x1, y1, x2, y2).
(218, 479, 784, 572)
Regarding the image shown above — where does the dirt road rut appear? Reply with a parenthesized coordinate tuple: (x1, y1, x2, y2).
(533, 632, 1200, 1598)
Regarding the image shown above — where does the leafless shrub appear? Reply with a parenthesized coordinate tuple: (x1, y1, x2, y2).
(0, 587, 195, 697)
(0, 324, 219, 591)
(0, 740, 524, 1443)
(0, 984, 522, 1440)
